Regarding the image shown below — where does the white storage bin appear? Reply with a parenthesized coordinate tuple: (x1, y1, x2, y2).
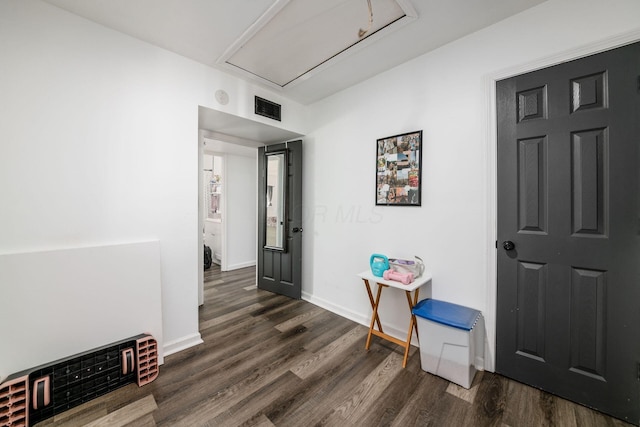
(412, 299, 482, 389)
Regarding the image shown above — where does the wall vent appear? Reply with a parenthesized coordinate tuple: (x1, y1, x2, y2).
(255, 96, 281, 121)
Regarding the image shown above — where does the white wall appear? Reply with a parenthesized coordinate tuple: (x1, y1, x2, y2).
(0, 0, 306, 370)
(0, 242, 163, 380)
(4, 0, 639, 378)
(302, 0, 640, 371)
(225, 154, 258, 270)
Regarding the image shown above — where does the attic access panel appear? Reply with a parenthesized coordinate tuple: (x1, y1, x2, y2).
(220, 0, 416, 88)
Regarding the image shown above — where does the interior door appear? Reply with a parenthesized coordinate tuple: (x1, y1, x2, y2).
(496, 42, 640, 424)
(257, 140, 303, 299)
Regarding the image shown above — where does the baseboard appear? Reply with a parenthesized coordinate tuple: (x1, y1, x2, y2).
(163, 333, 203, 357)
(225, 260, 256, 271)
(302, 292, 419, 346)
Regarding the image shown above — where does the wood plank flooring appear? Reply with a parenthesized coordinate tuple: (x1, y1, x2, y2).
(38, 265, 633, 427)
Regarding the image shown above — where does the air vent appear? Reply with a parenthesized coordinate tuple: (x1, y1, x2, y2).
(255, 96, 281, 121)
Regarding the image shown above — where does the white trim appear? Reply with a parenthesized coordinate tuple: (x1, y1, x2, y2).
(226, 260, 257, 271)
(484, 29, 640, 373)
(483, 70, 498, 373)
(302, 291, 419, 347)
(302, 291, 368, 325)
(220, 153, 229, 272)
(163, 333, 204, 357)
(198, 131, 205, 307)
(217, 0, 292, 74)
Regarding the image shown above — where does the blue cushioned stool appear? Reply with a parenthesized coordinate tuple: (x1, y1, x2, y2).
(412, 298, 483, 388)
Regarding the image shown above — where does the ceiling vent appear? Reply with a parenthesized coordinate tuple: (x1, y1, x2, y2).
(255, 96, 282, 121)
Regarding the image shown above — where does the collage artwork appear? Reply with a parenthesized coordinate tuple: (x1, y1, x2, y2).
(376, 130, 422, 206)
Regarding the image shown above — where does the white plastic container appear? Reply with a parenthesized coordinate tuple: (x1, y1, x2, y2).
(413, 299, 482, 389)
(388, 256, 424, 278)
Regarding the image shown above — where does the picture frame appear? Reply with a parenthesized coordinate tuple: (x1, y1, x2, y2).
(376, 130, 422, 206)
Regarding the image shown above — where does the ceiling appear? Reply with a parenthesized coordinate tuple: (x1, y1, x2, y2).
(198, 106, 303, 147)
(221, 0, 413, 88)
(44, 0, 545, 106)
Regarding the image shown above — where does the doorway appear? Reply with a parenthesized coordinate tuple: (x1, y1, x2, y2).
(257, 140, 304, 299)
(199, 136, 259, 283)
(197, 106, 304, 307)
(202, 152, 224, 269)
(495, 41, 640, 423)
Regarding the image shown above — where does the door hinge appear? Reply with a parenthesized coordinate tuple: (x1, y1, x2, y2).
(495, 240, 498, 249)
(637, 362, 640, 381)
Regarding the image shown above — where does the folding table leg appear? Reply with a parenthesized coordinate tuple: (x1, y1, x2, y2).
(402, 288, 420, 367)
(362, 279, 383, 332)
(365, 283, 384, 350)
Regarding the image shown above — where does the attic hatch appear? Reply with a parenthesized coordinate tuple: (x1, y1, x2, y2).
(219, 0, 417, 89)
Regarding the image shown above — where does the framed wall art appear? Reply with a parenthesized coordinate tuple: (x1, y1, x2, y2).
(376, 130, 422, 206)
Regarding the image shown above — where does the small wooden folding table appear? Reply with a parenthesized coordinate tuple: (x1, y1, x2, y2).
(357, 270, 432, 368)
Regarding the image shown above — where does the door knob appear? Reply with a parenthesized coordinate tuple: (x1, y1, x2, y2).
(502, 241, 515, 251)
(292, 227, 303, 233)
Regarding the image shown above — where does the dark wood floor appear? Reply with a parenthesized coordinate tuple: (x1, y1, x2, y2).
(39, 264, 632, 427)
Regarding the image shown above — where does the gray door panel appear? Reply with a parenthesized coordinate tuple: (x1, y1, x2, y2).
(497, 42, 640, 424)
(258, 140, 302, 299)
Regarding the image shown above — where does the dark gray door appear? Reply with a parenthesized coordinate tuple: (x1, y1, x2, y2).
(257, 140, 303, 299)
(496, 42, 640, 424)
